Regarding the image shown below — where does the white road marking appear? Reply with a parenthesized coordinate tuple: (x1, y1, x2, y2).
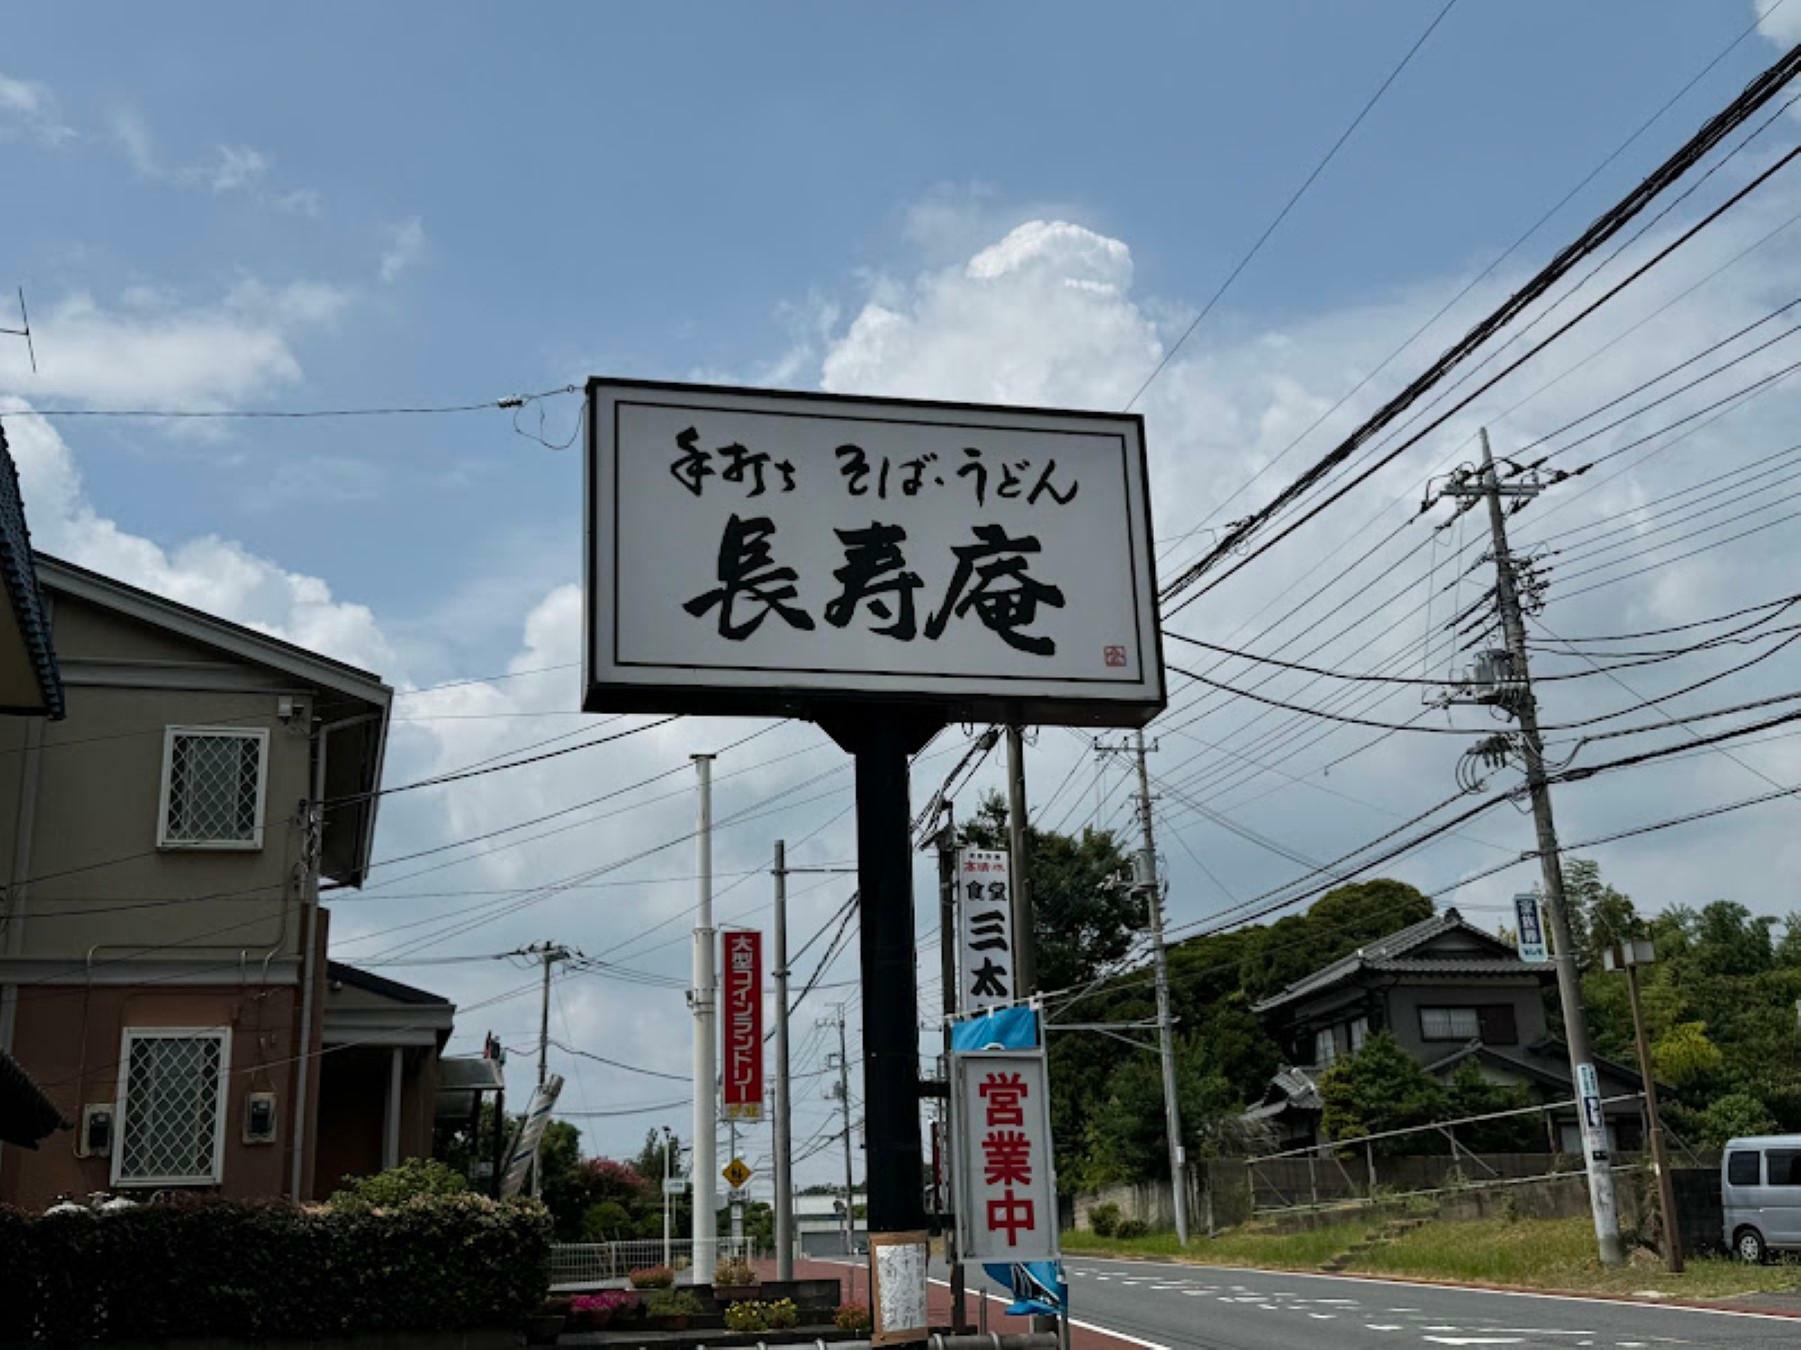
(923, 1276, 1171, 1350)
(1307, 1312, 1337, 1319)
(1058, 1257, 1801, 1323)
(1423, 1339, 1523, 1347)
(1367, 1325, 1404, 1332)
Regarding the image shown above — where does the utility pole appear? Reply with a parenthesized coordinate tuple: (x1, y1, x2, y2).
(823, 1003, 856, 1255)
(662, 1125, 677, 1270)
(936, 806, 967, 1332)
(517, 940, 571, 1198)
(692, 755, 719, 1281)
(1608, 939, 1683, 1272)
(1005, 725, 1037, 997)
(772, 839, 794, 1281)
(1439, 429, 1623, 1266)
(1132, 733, 1188, 1243)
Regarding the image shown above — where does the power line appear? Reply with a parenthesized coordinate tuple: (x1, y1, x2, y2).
(0, 384, 582, 421)
(1125, 0, 1458, 409)
(1161, 43, 1801, 605)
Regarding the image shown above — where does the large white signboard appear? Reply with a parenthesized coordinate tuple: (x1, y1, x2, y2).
(585, 379, 1164, 726)
(953, 1047, 1059, 1264)
(956, 847, 1015, 1013)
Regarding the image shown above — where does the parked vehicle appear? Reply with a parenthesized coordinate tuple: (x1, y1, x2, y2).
(1722, 1134, 1801, 1262)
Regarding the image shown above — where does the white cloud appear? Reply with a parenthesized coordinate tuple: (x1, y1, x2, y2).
(204, 144, 268, 194)
(379, 217, 427, 283)
(110, 109, 161, 177)
(1755, 0, 1801, 48)
(0, 402, 396, 673)
(0, 73, 75, 145)
(0, 278, 351, 409)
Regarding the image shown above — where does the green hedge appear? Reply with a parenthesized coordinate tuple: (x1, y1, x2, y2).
(0, 1192, 551, 1344)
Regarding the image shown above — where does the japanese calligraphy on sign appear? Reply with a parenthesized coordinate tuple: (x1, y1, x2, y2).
(1513, 893, 1548, 964)
(956, 848, 1015, 1013)
(584, 379, 1165, 726)
(953, 1048, 1058, 1265)
(721, 929, 763, 1120)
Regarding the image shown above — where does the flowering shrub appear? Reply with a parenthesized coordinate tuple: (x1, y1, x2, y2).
(0, 1192, 550, 1344)
(645, 1289, 703, 1319)
(570, 1290, 639, 1329)
(835, 1301, 872, 1332)
(724, 1300, 770, 1332)
(628, 1264, 675, 1289)
(766, 1297, 799, 1329)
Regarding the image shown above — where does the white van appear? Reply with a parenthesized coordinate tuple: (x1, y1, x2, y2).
(1722, 1134, 1801, 1262)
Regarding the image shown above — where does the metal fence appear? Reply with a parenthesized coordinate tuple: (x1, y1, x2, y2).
(548, 1238, 762, 1290)
(1240, 1092, 1660, 1214)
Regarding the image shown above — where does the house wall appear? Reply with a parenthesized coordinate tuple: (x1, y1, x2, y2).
(1384, 979, 1549, 1061)
(0, 592, 347, 1208)
(311, 1044, 444, 1201)
(0, 981, 301, 1210)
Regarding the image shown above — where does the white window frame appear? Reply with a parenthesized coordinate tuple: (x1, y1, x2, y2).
(1420, 1006, 1482, 1041)
(111, 1026, 232, 1188)
(1313, 1026, 1338, 1067)
(156, 726, 270, 851)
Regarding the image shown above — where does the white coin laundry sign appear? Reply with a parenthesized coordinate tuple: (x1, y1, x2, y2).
(583, 378, 1164, 727)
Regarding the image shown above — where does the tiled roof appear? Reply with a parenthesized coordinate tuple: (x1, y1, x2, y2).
(1251, 907, 1545, 1014)
(328, 960, 452, 1007)
(0, 426, 63, 718)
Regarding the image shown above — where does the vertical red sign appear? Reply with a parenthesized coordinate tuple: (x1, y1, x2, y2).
(722, 929, 763, 1119)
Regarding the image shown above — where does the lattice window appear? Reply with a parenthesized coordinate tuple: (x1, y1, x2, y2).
(158, 728, 267, 849)
(113, 1029, 229, 1186)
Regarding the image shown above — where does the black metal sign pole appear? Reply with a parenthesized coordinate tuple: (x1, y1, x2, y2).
(822, 708, 939, 1289)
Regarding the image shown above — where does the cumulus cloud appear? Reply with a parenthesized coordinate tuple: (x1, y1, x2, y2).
(0, 278, 351, 409)
(0, 73, 75, 145)
(379, 217, 427, 283)
(1755, 0, 1801, 48)
(1, 403, 396, 673)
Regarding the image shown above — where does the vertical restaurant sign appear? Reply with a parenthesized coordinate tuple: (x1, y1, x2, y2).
(953, 1046, 1058, 1265)
(956, 847, 1015, 1013)
(722, 929, 764, 1120)
(583, 378, 1165, 728)
(1514, 892, 1549, 963)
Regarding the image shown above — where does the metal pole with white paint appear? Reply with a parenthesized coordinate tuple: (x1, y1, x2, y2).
(773, 838, 795, 1280)
(692, 754, 719, 1281)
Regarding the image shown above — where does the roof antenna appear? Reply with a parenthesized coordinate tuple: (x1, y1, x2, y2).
(1, 287, 37, 374)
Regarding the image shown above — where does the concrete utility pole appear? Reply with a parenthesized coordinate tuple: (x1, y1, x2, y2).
(1131, 733, 1188, 1244)
(692, 755, 719, 1280)
(662, 1125, 677, 1270)
(772, 839, 794, 1280)
(825, 1003, 856, 1255)
(1445, 430, 1623, 1266)
(517, 940, 571, 1197)
(1005, 725, 1037, 996)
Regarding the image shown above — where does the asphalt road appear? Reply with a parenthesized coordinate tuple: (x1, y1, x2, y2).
(1054, 1256, 1800, 1350)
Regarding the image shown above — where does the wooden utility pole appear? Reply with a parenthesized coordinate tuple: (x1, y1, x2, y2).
(1611, 940, 1683, 1271)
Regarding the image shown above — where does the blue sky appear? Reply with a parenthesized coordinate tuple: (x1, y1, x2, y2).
(6, 2, 1801, 1182)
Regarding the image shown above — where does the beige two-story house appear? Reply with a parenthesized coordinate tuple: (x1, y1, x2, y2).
(0, 554, 454, 1208)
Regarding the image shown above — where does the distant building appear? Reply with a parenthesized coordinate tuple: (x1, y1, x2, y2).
(1243, 906, 1643, 1153)
(0, 553, 456, 1207)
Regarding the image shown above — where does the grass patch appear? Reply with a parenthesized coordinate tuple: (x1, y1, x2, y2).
(1063, 1218, 1374, 1271)
(1357, 1214, 1801, 1299)
(1066, 1213, 1801, 1301)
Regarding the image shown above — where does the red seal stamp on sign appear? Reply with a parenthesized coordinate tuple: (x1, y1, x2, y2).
(1103, 644, 1127, 667)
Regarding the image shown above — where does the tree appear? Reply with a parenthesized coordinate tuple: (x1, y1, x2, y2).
(1651, 1021, 1724, 1090)
(1318, 1032, 1448, 1150)
(1240, 880, 1433, 1003)
(1696, 1091, 1778, 1149)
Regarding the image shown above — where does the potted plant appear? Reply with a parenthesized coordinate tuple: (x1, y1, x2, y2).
(835, 1302, 872, 1334)
(628, 1264, 676, 1290)
(527, 1297, 571, 1345)
(724, 1300, 770, 1333)
(714, 1255, 760, 1303)
(646, 1288, 705, 1331)
(570, 1291, 639, 1331)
